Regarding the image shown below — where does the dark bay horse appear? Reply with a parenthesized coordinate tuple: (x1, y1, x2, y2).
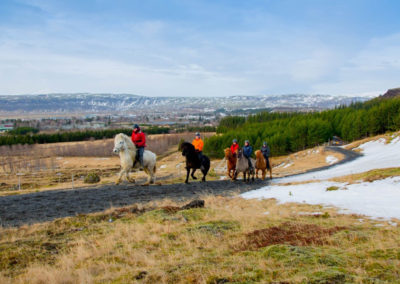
(180, 142, 210, 184)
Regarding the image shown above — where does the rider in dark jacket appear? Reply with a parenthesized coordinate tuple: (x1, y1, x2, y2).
(261, 141, 271, 169)
(243, 140, 253, 170)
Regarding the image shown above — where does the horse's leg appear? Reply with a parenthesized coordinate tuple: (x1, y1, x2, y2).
(201, 168, 207, 182)
(115, 169, 124, 185)
(255, 168, 259, 179)
(140, 167, 150, 186)
(126, 168, 136, 183)
(269, 168, 272, 180)
(185, 167, 190, 184)
(149, 165, 156, 184)
(191, 168, 197, 180)
(232, 170, 237, 181)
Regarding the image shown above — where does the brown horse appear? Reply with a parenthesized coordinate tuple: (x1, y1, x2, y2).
(224, 148, 237, 179)
(255, 150, 272, 180)
(233, 149, 255, 182)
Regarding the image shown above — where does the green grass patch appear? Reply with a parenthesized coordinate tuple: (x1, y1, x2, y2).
(189, 220, 241, 235)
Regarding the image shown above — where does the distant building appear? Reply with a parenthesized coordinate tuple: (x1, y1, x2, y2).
(0, 124, 14, 133)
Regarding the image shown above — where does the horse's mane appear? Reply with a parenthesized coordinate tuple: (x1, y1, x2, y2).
(224, 148, 235, 159)
(116, 133, 136, 152)
(181, 142, 195, 152)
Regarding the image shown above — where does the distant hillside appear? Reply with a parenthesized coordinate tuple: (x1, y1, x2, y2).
(381, 88, 400, 99)
(0, 93, 368, 114)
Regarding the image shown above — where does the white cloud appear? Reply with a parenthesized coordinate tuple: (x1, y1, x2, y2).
(312, 33, 400, 95)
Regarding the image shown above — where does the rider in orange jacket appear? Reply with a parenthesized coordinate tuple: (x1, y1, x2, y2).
(192, 132, 204, 159)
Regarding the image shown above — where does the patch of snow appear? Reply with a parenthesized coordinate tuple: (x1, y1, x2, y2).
(325, 155, 338, 165)
(283, 162, 293, 168)
(242, 177, 400, 220)
(298, 211, 323, 216)
(278, 137, 400, 183)
(159, 165, 167, 169)
(274, 162, 286, 168)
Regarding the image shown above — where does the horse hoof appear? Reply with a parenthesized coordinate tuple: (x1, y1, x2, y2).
(192, 176, 197, 180)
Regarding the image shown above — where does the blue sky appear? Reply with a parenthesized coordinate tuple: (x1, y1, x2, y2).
(0, 0, 399, 97)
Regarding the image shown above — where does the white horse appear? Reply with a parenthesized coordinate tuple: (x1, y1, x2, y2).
(113, 133, 157, 185)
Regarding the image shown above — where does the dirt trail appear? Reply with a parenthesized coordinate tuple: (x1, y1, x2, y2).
(0, 180, 268, 227)
(0, 146, 361, 227)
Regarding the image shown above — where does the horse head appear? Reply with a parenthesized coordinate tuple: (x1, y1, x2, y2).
(181, 142, 195, 157)
(224, 148, 231, 158)
(113, 134, 128, 154)
(237, 149, 243, 159)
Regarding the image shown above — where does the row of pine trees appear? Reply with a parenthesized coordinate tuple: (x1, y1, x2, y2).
(203, 97, 400, 158)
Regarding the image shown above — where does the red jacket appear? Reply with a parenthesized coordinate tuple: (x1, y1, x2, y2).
(131, 130, 146, 147)
(230, 143, 239, 154)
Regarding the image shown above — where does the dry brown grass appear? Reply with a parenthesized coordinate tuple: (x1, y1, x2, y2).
(0, 196, 399, 283)
(332, 167, 400, 184)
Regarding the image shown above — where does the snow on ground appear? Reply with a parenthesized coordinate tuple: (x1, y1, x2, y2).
(242, 137, 400, 219)
(283, 162, 293, 168)
(242, 177, 400, 219)
(325, 155, 338, 165)
(278, 137, 400, 183)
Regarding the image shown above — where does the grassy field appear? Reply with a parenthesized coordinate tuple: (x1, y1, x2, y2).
(0, 196, 399, 283)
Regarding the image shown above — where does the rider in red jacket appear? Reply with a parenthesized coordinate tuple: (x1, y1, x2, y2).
(131, 124, 146, 168)
(230, 139, 239, 156)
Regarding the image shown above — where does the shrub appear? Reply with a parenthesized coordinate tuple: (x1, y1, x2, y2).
(84, 172, 100, 184)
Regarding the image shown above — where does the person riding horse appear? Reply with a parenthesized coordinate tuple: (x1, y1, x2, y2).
(230, 139, 239, 157)
(131, 124, 146, 169)
(243, 140, 254, 171)
(192, 132, 204, 160)
(261, 141, 271, 170)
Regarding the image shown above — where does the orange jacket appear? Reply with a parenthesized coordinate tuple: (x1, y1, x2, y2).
(192, 138, 204, 151)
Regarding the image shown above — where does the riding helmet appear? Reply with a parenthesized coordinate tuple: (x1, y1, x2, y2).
(133, 124, 139, 129)
(233, 139, 237, 143)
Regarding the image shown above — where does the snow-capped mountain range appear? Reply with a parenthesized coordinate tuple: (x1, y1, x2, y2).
(0, 93, 370, 114)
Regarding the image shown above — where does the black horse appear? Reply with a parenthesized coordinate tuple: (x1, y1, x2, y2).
(180, 142, 210, 184)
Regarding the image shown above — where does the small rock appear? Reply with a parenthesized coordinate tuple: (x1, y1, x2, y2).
(181, 199, 205, 210)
